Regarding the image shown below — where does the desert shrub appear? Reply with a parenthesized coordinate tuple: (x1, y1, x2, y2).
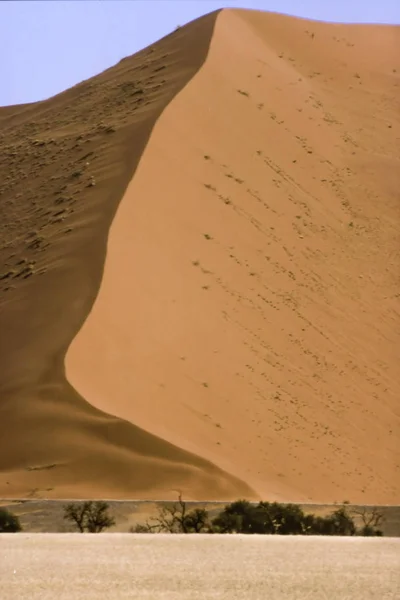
(131, 494, 211, 533)
(211, 500, 256, 533)
(0, 507, 22, 532)
(327, 507, 357, 536)
(359, 525, 383, 536)
(257, 502, 309, 535)
(351, 507, 384, 536)
(212, 501, 312, 534)
(210, 509, 243, 533)
(183, 508, 210, 533)
(305, 515, 335, 535)
(63, 501, 115, 533)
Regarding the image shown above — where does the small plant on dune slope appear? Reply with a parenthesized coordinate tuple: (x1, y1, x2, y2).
(63, 501, 115, 533)
(0, 507, 22, 532)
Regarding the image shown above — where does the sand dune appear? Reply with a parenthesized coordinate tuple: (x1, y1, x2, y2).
(1, 9, 399, 502)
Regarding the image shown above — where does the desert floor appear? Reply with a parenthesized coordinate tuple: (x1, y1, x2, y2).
(1, 534, 399, 600)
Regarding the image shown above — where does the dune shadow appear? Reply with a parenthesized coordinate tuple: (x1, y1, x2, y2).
(0, 10, 256, 500)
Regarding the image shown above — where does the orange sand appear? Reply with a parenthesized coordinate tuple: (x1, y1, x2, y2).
(1, 9, 399, 502)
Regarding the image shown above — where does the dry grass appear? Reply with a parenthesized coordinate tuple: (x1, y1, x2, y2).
(1, 534, 399, 599)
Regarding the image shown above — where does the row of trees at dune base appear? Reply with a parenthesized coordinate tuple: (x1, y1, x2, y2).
(0, 497, 384, 536)
(130, 496, 384, 537)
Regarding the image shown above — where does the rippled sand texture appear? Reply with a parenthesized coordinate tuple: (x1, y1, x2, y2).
(1, 534, 400, 600)
(1, 9, 399, 501)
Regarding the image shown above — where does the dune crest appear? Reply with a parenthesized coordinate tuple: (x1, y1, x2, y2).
(2, 9, 400, 502)
(0, 10, 256, 500)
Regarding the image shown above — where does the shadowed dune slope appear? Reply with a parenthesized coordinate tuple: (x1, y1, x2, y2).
(0, 10, 256, 501)
(1, 9, 400, 502)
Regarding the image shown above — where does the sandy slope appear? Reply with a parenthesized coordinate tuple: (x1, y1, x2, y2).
(1, 9, 399, 502)
(0, 10, 254, 501)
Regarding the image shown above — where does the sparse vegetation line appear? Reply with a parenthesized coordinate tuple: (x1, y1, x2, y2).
(129, 495, 384, 536)
(1, 497, 395, 535)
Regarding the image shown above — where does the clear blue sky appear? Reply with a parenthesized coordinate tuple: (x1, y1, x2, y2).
(1, 0, 399, 106)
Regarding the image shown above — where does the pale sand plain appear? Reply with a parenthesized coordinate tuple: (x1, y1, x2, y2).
(1, 534, 399, 600)
(0, 9, 399, 502)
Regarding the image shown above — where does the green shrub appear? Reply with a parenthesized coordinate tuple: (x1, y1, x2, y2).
(0, 508, 22, 532)
(211, 500, 310, 535)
